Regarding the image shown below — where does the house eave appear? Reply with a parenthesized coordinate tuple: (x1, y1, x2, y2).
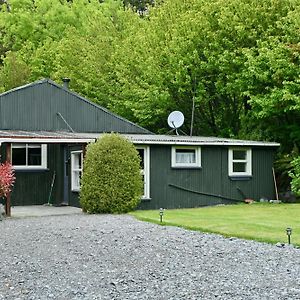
(0, 131, 280, 147)
(130, 140, 280, 147)
(0, 137, 94, 144)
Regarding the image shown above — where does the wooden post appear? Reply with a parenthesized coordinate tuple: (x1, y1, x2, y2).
(272, 167, 279, 201)
(5, 143, 11, 217)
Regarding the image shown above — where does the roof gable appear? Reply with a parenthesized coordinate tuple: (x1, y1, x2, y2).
(0, 79, 150, 134)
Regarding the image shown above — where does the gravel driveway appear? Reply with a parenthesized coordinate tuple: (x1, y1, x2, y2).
(0, 214, 299, 300)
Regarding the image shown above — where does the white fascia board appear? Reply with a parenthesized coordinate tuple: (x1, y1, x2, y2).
(0, 136, 280, 147)
(130, 140, 280, 147)
(0, 138, 95, 144)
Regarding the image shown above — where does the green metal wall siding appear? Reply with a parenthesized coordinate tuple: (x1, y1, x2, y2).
(139, 146, 226, 209)
(8, 144, 64, 206)
(5, 142, 276, 209)
(253, 148, 276, 198)
(52, 144, 65, 205)
(11, 172, 50, 206)
(220, 147, 275, 202)
(7, 143, 85, 207)
(139, 145, 276, 210)
(0, 82, 148, 133)
(64, 144, 276, 210)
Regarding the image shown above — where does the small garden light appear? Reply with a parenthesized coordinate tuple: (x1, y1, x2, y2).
(159, 208, 164, 223)
(286, 227, 292, 245)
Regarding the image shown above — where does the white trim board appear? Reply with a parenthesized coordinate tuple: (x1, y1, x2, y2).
(0, 137, 280, 147)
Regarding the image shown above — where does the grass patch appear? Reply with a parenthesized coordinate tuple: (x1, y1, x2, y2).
(130, 203, 300, 246)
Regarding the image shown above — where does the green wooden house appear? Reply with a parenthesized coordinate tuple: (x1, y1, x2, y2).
(0, 79, 279, 211)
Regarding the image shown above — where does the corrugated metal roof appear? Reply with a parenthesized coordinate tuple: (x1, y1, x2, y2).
(0, 130, 90, 144)
(0, 130, 77, 138)
(123, 134, 280, 147)
(0, 130, 280, 147)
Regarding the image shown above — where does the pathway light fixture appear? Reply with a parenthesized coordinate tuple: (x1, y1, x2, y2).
(159, 208, 164, 223)
(286, 227, 292, 245)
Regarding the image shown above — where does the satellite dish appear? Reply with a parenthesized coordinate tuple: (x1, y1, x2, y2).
(168, 111, 184, 129)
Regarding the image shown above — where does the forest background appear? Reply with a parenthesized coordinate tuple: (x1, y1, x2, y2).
(1, 0, 300, 194)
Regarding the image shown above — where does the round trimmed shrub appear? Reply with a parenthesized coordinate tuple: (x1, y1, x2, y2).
(80, 133, 143, 213)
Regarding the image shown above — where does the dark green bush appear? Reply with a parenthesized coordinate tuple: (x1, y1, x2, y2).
(289, 156, 300, 197)
(80, 133, 143, 213)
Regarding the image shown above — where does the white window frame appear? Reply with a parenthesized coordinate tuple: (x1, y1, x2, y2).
(171, 146, 201, 168)
(136, 146, 150, 199)
(71, 151, 83, 192)
(228, 148, 252, 176)
(11, 143, 47, 170)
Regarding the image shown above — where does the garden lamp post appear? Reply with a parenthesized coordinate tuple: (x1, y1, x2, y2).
(286, 227, 292, 245)
(159, 208, 164, 223)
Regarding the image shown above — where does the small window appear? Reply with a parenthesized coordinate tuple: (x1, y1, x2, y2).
(71, 151, 83, 192)
(228, 148, 252, 176)
(171, 146, 201, 168)
(12, 144, 47, 169)
(136, 146, 150, 199)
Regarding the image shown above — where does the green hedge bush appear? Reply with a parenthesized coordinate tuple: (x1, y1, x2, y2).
(80, 133, 143, 213)
(289, 156, 300, 196)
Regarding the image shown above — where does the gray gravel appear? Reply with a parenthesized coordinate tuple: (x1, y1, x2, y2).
(0, 214, 300, 300)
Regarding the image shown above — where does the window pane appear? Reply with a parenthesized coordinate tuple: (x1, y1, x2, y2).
(233, 150, 246, 160)
(137, 149, 145, 169)
(176, 149, 196, 164)
(28, 144, 41, 149)
(74, 171, 81, 189)
(28, 146, 41, 165)
(12, 147, 26, 165)
(233, 162, 246, 172)
(12, 144, 26, 148)
(73, 153, 82, 169)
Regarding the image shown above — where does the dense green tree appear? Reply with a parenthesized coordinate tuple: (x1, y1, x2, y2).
(107, 0, 299, 138)
(0, 0, 133, 105)
(239, 40, 300, 151)
(123, 0, 154, 15)
(0, 52, 31, 92)
(0, 0, 10, 11)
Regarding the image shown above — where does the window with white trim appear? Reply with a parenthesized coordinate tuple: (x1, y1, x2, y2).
(171, 146, 201, 168)
(136, 146, 150, 199)
(12, 144, 47, 169)
(71, 151, 83, 192)
(228, 148, 252, 176)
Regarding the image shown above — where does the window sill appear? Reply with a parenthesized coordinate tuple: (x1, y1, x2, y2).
(171, 166, 202, 169)
(141, 197, 151, 202)
(229, 175, 252, 181)
(14, 168, 49, 173)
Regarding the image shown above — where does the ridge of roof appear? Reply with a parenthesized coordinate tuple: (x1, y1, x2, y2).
(0, 79, 152, 134)
(0, 78, 49, 97)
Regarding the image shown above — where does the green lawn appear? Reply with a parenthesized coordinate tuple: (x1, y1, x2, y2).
(130, 203, 300, 246)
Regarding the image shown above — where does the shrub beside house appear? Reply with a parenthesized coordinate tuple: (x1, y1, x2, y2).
(80, 134, 143, 213)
